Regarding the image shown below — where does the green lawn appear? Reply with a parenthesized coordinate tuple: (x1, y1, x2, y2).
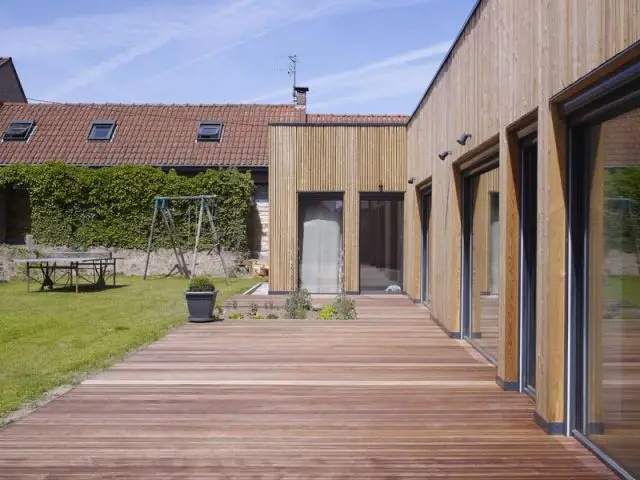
(605, 275, 640, 308)
(0, 275, 257, 418)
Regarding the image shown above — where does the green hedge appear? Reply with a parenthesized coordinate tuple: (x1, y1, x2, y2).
(0, 162, 254, 251)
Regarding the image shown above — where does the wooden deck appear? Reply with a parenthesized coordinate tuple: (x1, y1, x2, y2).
(0, 296, 615, 479)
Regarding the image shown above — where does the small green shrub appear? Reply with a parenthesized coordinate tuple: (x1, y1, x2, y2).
(266, 313, 278, 319)
(188, 276, 216, 292)
(284, 288, 312, 319)
(229, 311, 244, 320)
(334, 294, 356, 320)
(252, 313, 265, 320)
(318, 305, 337, 320)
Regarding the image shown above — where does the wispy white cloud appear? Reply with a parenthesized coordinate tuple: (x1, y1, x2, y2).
(243, 40, 451, 108)
(136, 0, 440, 84)
(0, 0, 438, 100)
(311, 61, 443, 111)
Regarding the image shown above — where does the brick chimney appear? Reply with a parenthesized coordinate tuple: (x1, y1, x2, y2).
(294, 86, 309, 110)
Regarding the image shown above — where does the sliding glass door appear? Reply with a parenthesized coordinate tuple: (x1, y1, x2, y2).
(359, 194, 404, 293)
(462, 162, 500, 363)
(298, 194, 344, 294)
(567, 62, 640, 478)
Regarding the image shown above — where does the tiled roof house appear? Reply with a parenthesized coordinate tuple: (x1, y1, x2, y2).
(0, 57, 407, 256)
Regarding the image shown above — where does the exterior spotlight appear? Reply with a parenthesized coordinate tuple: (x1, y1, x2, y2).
(408, 177, 416, 184)
(439, 150, 452, 161)
(457, 133, 472, 145)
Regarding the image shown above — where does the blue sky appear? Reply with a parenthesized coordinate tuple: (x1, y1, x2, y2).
(1, 0, 476, 114)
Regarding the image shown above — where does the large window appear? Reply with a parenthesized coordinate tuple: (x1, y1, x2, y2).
(359, 194, 404, 293)
(298, 194, 344, 294)
(463, 163, 500, 362)
(568, 62, 640, 479)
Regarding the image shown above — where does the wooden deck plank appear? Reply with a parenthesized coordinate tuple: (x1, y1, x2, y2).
(0, 296, 615, 479)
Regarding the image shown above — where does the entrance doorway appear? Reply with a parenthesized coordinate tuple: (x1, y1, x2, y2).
(359, 193, 404, 293)
(298, 193, 344, 294)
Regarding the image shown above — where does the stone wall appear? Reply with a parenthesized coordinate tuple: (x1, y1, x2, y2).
(0, 243, 241, 281)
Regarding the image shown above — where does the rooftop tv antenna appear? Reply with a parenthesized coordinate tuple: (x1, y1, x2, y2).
(288, 54, 298, 103)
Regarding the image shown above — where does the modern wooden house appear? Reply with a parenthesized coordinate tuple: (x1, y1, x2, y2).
(269, 1, 640, 478)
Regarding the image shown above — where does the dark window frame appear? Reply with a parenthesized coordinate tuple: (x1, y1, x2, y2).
(197, 121, 224, 142)
(2, 120, 36, 142)
(519, 134, 538, 398)
(565, 58, 640, 480)
(88, 121, 116, 141)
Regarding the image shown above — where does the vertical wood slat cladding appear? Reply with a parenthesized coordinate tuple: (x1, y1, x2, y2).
(406, 0, 640, 425)
(270, 125, 406, 293)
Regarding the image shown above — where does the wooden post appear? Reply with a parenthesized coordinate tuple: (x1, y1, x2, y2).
(534, 104, 567, 432)
(497, 129, 521, 389)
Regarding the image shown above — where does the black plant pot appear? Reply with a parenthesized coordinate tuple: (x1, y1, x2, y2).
(185, 291, 218, 323)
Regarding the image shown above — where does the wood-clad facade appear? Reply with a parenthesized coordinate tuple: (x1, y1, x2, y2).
(269, 124, 406, 293)
(405, 0, 640, 437)
(268, 1, 640, 477)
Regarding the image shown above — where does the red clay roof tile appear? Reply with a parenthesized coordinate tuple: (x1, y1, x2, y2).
(0, 104, 408, 168)
(0, 103, 306, 168)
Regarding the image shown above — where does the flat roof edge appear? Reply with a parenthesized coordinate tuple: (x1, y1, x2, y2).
(408, 0, 484, 124)
(268, 122, 407, 127)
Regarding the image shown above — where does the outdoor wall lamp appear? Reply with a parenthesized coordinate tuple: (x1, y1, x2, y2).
(408, 177, 416, 184)
(457, 132, 472, 145)
(438, 150, 452, 161)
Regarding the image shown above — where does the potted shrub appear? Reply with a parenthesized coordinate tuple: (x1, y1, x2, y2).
(186, 276, 218, 323)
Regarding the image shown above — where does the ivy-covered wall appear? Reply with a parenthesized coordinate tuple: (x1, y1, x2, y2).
(0, 163, 254, 252)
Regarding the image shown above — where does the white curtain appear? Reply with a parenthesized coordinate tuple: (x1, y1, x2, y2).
(300, 203, 341, 293)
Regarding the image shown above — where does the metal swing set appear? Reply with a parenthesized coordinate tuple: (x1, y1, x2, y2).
(143, 195, 229, 282)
